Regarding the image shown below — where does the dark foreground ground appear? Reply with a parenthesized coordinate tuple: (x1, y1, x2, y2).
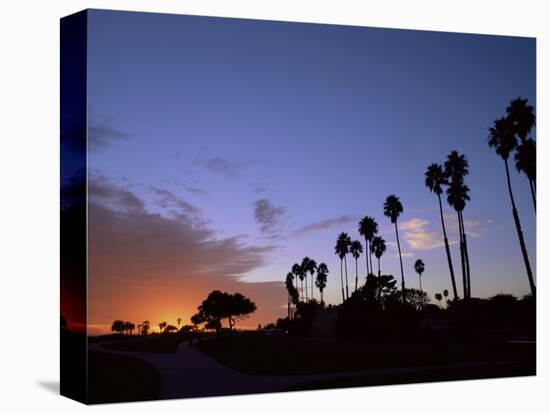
(85, 331, 535, 403)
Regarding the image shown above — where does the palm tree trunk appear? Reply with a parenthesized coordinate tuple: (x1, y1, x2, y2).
(419, 275, 422, 293)
(344, 256, 349, 300)
(457, 211, 467, 299)
(365, 238, 370, 275)
(460, 211, 472, 298)
(377, 257, 382, 303)
(394, 221, 406, 304)
(529, 179, 536, 212)
(311, 274, 314, 300)
(340, 259, 345, 302)
(504, 159, 536, 295)
(304, 277, 308, 301)
(438, 194, 458, 300)
(355, 258, 358, 292)
(369, 249, 374, 277)
(287, 294, 291, 320)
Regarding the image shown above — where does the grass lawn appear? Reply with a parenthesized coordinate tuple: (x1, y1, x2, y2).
(88, 352, 160, 404)
(96, 332, 194, 353)
(197, 333, 535, 375)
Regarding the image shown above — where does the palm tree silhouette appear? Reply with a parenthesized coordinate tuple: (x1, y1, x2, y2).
(302, 257, 317, 300)
(291, 263, 304, 302)
(177, 318, 182, 330)
(335, 232, 351, 301)
(301, 257, 312, 301)
(370, 236, 386, 302)
(514, 138, 536, 211)
(159, 321, 167, 333)
(488, 116, 535, 295)
(445, 151, 471, 299)
(384, 195, 406, 304)
(425, 163, 458, 300)
(350, 240, 363, 292)
(507, 98, 536, 210)
(358, 216, 378, 276)
(443, 289, 449, 308)
(414, 259, 425, 293)
(315, 263, 329, 305)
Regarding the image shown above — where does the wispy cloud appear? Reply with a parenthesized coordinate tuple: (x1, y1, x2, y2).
(254, 199, 286, 238)
(205, 156, 250, 178)
(293, 214, 359, 237)
(88, 119, 130, 151)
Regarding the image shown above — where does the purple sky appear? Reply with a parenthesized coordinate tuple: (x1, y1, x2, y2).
(85, 9, 536, 327)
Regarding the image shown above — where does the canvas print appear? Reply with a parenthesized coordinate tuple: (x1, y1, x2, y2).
(60, 9, 536, 404)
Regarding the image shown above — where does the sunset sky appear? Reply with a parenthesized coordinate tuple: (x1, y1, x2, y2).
(79, 10, 535, 335)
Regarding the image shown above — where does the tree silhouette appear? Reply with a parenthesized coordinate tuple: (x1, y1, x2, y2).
(370, 236, 386, 302)
(445, 151, 471, 298)
(141, 321, 150, 336)
(443, 289, 449, 308)
(507, 98, 536, 211)
(425, 163, 458, 300)
(358, 216, 378, 277)
(384, 195, 406, 303)
(191, 290, 257, 338)
(177, 318, 182, 330)
(435, 293, 443, 308)
(514, 138, 536, 210)
(285, 272, 299, 319)
(291, 262, 305, 302)
(350, 240, 363, 292)
(302, 257, 317, 301)
(111, 320, 125, 334)
(159, 321, 167, 334)
(414, 259, 425, 293)
(335, 232, 352, 301)
(315, 263, 329, 305)
(488, 116, 535, 296)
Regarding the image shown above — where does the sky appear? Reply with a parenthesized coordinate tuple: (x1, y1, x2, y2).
(78, 9, 536, 335)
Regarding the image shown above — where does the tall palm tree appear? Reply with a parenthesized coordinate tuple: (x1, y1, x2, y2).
(358, 216, 378, 276)
(291, 263, 304, 301)
(315, 263, 329, 305)
(370, 236, 386, 302)
(445, 151, 471, 299)
(488, 117, 535, 296)
(301, 257, 312, 301)
(443, 289, 449, 308)
(507, 98, 536, 211)
(302, 257, 317, 300)
(335, 232, 351, 301)
(425, 163, 458, 300)
(177, 318, 182, 330)
(350, 240, 363, 292)
(384, 195, 406, 303)
(446, 178, 471, 299)
(414, 259, 425, 293)
(514, 138, 536, 211)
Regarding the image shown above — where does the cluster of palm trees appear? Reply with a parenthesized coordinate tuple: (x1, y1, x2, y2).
(488, 98, 536, 296)
(425, 151, 472, 300)
(333, 202, 402, 303)
(282, 97, 535, 309)
(112, 318, 185, 336)
(285, 257, 330, 318)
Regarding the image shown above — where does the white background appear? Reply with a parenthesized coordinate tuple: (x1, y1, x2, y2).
(0, 0, 547, 412)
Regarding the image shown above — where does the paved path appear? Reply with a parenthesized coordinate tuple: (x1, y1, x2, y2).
(89, 340, 531, 400)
